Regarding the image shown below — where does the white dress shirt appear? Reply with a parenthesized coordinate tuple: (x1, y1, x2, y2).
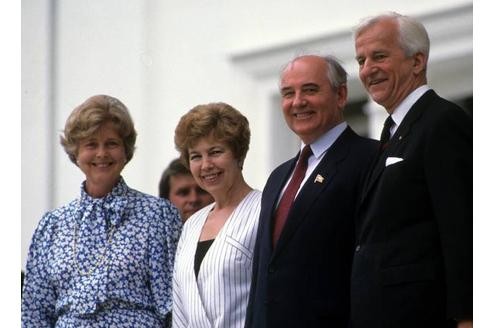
(277, 122, 347, 205)
(389, 85, 430, 136)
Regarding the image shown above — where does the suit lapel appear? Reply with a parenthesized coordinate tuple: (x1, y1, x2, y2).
(266, 161, 296, 220)
(361, 90, 436, 202)
(271, 127, 352, 259)
(259, 159, 296, 255)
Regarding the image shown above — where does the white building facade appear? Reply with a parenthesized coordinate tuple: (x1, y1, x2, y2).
(22, 0, 472, 268)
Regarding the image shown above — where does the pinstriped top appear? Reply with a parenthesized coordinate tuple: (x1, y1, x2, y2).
(172, 190, 261, 328)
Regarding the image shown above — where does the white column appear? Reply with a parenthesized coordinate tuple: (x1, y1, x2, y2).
(363, 97, 388, 140)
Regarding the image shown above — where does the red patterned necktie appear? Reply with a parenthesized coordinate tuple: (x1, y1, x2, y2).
(272, 145, 312, 247)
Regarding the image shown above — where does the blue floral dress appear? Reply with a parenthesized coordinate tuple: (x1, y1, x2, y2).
(21, 178, 182, 327)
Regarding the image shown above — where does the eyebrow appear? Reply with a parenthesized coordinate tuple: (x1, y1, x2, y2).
(301, 83, 319, 88)
(280, 82, 320, 91)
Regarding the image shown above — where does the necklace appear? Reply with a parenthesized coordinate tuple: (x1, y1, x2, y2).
(72, 222, 116, 276)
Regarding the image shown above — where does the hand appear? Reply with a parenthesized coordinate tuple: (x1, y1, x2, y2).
(457, 319, 473, 328)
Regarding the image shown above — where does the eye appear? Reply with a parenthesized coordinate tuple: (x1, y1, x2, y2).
(209, 148, 224, 156)
(82, 141, 97, 149)
(302, 86, 318, 94)
(189, 153, 200, 161)
(106, 140, 121, 148)
(176, 188, 190, 197)
(281, 89, 294, 98)
(374, 53, 387, 61)
(356, 57, 365, 66)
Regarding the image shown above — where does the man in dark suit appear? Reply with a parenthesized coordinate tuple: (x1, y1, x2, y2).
(245, 55, 378, 328)
(351, 13, 472, 328)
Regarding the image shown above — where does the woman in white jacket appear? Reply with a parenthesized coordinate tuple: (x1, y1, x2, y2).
(172, 102, 261, 328)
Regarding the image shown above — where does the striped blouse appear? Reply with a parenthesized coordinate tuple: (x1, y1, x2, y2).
(172, 190, 261, 328)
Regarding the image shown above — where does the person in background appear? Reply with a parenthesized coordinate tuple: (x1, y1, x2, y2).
(21, 95, 182, 327)
(351, 12, 472, 328)
(245, 55, 378, 328)
(172, 102, 261, 328)
(159, 158, 214, 222)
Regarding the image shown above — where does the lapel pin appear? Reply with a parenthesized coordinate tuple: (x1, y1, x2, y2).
(399, 135, 402, 140)
(314, 174, 324, 183)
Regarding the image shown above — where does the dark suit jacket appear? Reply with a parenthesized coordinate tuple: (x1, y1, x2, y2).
(245, 127, 378, 328)
(350, 90, 473, 328)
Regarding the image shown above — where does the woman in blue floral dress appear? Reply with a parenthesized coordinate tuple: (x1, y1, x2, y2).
(21, 95, 182, 327)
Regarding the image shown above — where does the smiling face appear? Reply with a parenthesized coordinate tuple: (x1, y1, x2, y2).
(76, 121, 127, 197)
(187, 134, 242, 199)
(168, 173, 213, 221)
(280, 56, 346, 144)
(355, 18, 426, 113)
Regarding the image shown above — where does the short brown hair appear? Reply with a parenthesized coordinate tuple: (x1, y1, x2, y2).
(174, 102, 251, 168)
(159, 158, 191, 199)
(60, 94, 137, 164)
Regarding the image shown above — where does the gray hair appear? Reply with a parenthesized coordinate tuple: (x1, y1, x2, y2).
(353, 12, 430, 61)
(280, 54, 348, 90)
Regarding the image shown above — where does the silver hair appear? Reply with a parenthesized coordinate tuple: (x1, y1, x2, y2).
(280, 54, 348, 90)
(353, 12, 430, 61)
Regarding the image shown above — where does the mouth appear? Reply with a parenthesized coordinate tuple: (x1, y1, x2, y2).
(368, 78, 387, 88)
(92, 162, 113, 168)
(201, 172, 221, 183)
(293, 111, 314, 119)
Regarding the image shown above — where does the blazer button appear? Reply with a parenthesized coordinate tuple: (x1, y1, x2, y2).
(355, 245, 361, 252)
(268, 266, 276, 274)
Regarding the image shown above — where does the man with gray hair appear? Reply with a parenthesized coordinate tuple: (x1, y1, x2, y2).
(351, 13, 472, 328)
(245, 54, 378, 327)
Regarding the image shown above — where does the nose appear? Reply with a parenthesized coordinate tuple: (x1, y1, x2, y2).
(187, 189, 200, 204)
(360, 59, 375, 79)
(200, 156, 213, 170)
(292, 91, 307, 108)
(96, 145, 107, 157)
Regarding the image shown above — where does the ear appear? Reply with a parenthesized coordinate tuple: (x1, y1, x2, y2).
(336, 84, 348, 110)
(412, 52, 427, 75)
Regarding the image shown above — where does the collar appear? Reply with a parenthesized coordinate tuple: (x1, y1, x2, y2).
(302, 121, 347, 159)
(78, 177, 129, 226)
(391, 85, 430, 128)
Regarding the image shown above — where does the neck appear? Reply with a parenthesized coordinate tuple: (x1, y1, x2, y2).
(85, 179, 118, 198)
(212, 180, 252, 210)
(386, 78, 427, 114)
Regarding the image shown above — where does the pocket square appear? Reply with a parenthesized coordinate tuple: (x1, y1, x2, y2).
(385, 157, 403, 167)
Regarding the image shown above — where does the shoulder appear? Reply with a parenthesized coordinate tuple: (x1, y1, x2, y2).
(42, 199, 78, 226)
(239, 190, 262, 216)
(31, 199, 78, 242)
(337, 127, 379, 162)
(184, 204, 212, 227)
(126, 187, 176, 213)
(269, 158, 295, 178)
(419, 93, 472, 139)
(125, 187, 181, 229)
(350, 134, 380, 153)
(243, 190, 262, 222)
(343, 126, 379, 147)
(420, 91, 471, 124)
(245, 189, 262, 203)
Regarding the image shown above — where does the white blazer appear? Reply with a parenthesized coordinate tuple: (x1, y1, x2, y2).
(172, 190, 261, 328)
